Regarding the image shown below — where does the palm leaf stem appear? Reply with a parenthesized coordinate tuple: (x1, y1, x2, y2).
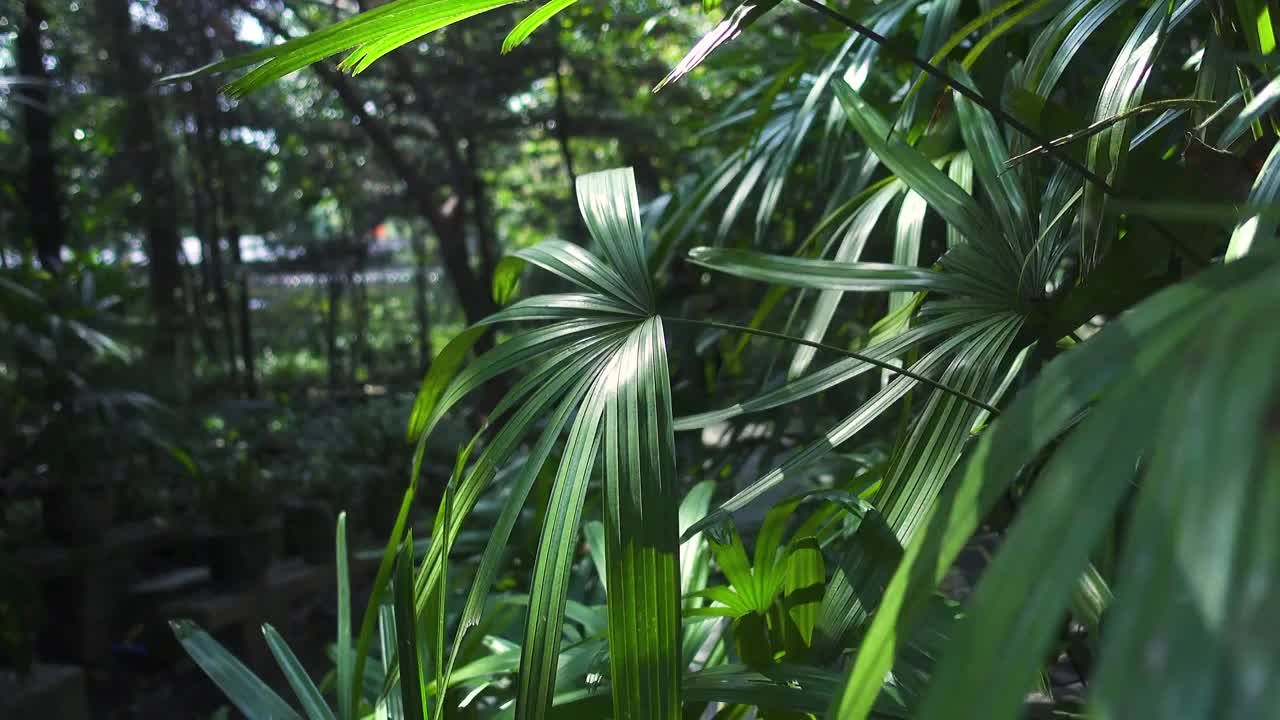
(664, 316, 999, 414)
(791, 0, 1205, 265)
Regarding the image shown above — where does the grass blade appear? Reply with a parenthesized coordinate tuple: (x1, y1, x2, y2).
(170, 620, 301, 720)
(395, 538, 426, 720)
(336, 513, 353, 720)
(263, 624, 336, 720)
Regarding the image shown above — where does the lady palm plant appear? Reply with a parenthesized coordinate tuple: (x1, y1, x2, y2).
(410, 167, 686, 720)
(169, 0, 1280, 718)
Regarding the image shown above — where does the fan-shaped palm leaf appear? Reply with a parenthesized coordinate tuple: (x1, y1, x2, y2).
(398, 167, 682, 720)
(833, 251, 1280, 719)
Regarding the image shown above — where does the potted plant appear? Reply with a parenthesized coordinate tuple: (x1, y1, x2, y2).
(1, 261, 158, 546)
(281, 462, 338, 565)
(38, 434, 126, 546)
(194, 452, 281, 588)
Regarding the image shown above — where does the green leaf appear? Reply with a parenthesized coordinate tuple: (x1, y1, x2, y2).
(494, 594, 608, 637)
(162, 0, 522, 97)
(452, 372, 601, 646)
(1220, 72, 1280, 147)
(951, 66, 1032, 261)
(336, 513, 353, 720)
(170, 619, 301, 720)
(679, 480, 717, 604)
(916, 364, 1173, 720)
(874, 316, 1021, 542)
(783, 537, 825, 647)
(516, 370, 610, 719)
(502, 0, 578, 54)
(352, 480, 418, 715)
(755, 28, 880, 244)
(686, 315, 1009, 540)
(958, 0, 1055, 70)
(1021, 0, 1127, 100)
(601, 321, 682, 720)
(896, 0, 965, 134)
(583, 520, 608, 592)
(1078, 0, 1178, 270)
(492, 256, 527, 306)
(574, 168, 654, 310)
(830, 256, 1276, 719)
(753, 498, 800, 602)
(513, 242, 646, 312)
(378, 604, 405, 720)
(415, 318, 630, 442)
(430, 437, 479, 720)
(395, 538, 426, 720)
(1071, 562, 1113, 634)
(813, 506, 901, 657)
(413, 335, 626, 618)
(479, 294, 644, 325)
(407, 326, 487, 441)
(790, 183, 902, 378)
(1091, 301, 1280, 719)
(707, 520, 758, 608)
(834, 82, 1000, 245)
(674, 312, 977, 430)
(689, 585, 753, 617)
(891, 190, 927, 314)
(814, 318, 1020, 657)
(263, 624, 336, 720)
(687, 248, 954, 293)
(945, 153, 973, 248)
(898, 0, 1032, 129)
(684, 663, 849, 715)
(1226, 141, 1280, 261)
(653, 1, 781, 92)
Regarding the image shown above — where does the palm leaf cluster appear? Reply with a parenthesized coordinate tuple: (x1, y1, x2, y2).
(167, 0, 1280, 718)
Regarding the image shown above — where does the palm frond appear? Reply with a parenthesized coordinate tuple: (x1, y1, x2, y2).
(832, 254, 1280, 718)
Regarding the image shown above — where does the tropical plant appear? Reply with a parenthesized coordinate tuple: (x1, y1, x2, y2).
(168, 0, 1280, 719)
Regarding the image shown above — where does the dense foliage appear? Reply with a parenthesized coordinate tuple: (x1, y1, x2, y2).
(4, 0, 1279, 718)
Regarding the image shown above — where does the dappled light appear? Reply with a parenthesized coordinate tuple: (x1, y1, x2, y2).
(2, 1, 1278, 719)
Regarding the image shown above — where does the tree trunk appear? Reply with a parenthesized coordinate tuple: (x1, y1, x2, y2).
(184, 124, 236, 379)
(243, 4, 497, 333)
(226, 221, 257, 399)
(103, 0, 184, 368)
(412, 230, 434, 374)
(179, 227, 218, 365)
(465, 138, 500, 278)
(18, 0, 65, 272)
(195, 92, 242, 385)
(552, 37, 580, 216)
(350, 260, 370, 385)
(326, 273, 345, 391)
(205, 87, 259, 399)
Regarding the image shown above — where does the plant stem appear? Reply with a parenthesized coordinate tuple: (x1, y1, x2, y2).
(791, 0, 1125, 194)
(791, 0, 1208, 266)
(665, 315, 1000, 414)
